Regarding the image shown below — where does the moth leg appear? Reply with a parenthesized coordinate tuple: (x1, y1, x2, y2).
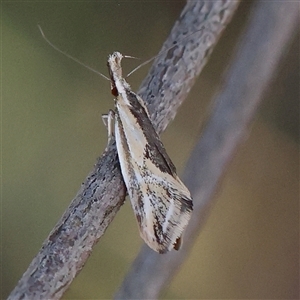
(102, 109, 115, 145)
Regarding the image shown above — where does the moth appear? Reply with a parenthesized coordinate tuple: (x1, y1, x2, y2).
(104, 52, 193, 253)
(38, 25, 193, 253)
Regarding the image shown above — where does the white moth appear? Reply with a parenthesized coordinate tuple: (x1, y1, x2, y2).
(105, 52, 193, 254)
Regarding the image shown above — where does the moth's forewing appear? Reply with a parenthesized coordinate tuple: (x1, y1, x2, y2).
(114, 91, 192, 253)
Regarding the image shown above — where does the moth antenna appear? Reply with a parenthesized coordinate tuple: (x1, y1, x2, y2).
(118, 55, 140, 74)
(126, 26, 205, 78)
(124, 55, 140, 60)
(38, 25, 110, 81)
(126, 55, 156, 78)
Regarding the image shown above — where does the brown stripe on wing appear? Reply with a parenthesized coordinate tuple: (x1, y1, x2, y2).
(126, 90, 177, 176)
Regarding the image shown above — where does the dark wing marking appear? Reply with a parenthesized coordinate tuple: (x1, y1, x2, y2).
(136, 166, 193, 253)
(126, 90, 177, 176)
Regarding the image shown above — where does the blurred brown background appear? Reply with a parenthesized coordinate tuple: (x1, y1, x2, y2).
(2, 1, 299, 299)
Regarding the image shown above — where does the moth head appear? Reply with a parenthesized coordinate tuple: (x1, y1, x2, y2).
(107, 52, 133, 97)
(107, 51, 124, 79)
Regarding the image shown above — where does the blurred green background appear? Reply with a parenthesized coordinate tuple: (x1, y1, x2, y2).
(2, 1, 299, 299)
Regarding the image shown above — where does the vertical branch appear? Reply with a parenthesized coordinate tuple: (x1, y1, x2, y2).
(115, 1, 299, 299)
